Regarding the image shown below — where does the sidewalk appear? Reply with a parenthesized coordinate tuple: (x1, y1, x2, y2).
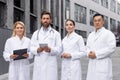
(0, 63, 33, 80)
(0, 73, 8, 80)
(0, 47, 120, 80)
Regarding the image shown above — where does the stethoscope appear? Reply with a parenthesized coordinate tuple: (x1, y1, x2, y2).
(36, 27, 54, 40)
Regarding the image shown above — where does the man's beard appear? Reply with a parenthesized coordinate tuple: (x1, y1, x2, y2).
(42, 22, 50, 28)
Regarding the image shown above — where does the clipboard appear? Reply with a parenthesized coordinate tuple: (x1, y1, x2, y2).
(13, 48, 27, 60)
(39, 44, 48, 48)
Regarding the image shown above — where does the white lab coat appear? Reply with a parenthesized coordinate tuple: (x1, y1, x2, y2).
(30, 26, 62, 80)
(61, 32, 86, 80)
(3, 36, 32, 80)
(86, 27, 116, 80)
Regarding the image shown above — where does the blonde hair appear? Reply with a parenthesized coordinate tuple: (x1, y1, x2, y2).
(12, 21, 26, 37)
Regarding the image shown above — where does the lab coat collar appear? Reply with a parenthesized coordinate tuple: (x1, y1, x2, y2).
(93, 27, 105, 42)
(41, 26, 52, 32)
(14, 35, 25, 41)
(94, 27, 105, 33)
(66, 31, 75, 38)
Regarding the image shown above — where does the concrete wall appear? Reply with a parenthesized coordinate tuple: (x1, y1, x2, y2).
(0, 28, 12, 75)
(0, 28, 32, 75)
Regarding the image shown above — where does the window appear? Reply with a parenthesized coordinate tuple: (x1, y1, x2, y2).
(14, 0, 25, 23)
(14, 0, 20, 7)
(61, 29, 64, 39)
(61, 0, 64, 29)
(117, 21, 120, 35)
(50, 0, 55, 26)
(30, 0, 36, 14)
(116, 21, 120, 44)
(117, 3, 120, 15)
(14, 0, 24, 9)
(65, 0, 70, 19)
(101, 0, 108, 8)
(75, 30, 87, 38)
(41, 0, 46, 11)
(30, 15, 37, 34)
(110, 18, 116, 33)
(14, 8, 24, 23)
(92, 0, 99, 3)
(50, 0, 60, 29)
(56, 0, 59, 26)
(30, 0, 37, 33)
(103, 15, 108, 29)
(50, 0, 54, 20)
(90, 10, 98, 26)
(0, 2, 6, 28)
(110, 0, 116, 12)
(30, 0, 33, 13)
(75, 4, 86, 24)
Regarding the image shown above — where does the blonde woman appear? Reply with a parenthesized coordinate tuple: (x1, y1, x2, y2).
(3, 21, 32, 80)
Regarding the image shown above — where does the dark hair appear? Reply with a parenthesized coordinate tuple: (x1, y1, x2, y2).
(65, 19, 75, 26)
(93, 13, 104, 20)
(41, 11, 52, 19)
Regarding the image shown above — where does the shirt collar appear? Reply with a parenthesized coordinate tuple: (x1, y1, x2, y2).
(66, 31, 75, 38)
(41, 26, 52, 32)
(14, 35, 25, 41)
(94, 27, 105, 33)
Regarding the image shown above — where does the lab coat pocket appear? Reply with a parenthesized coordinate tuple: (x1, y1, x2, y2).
(96, 60, 108, 73)
(48, 36, 54, 41)
(48, 37, 55, 45)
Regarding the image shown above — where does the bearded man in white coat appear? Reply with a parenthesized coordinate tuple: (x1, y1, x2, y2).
(30, 11, 62, 80)
(86, 13, 116, 80)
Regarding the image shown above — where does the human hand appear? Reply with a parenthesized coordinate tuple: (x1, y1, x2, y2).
(37, 47, 44, 53)
(44, 46, 51, 52)
(88, 51, 96, 59)
(10, 54, 18, 59)
(22, 53, 29, 58)
(61, 53, 71, 58)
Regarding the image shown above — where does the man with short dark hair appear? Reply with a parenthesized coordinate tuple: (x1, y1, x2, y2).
(30, 11, 62, 80)
(86, 13, 116, 80)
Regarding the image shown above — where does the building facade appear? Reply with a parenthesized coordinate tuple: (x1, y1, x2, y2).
(0, 0, 120, 75)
